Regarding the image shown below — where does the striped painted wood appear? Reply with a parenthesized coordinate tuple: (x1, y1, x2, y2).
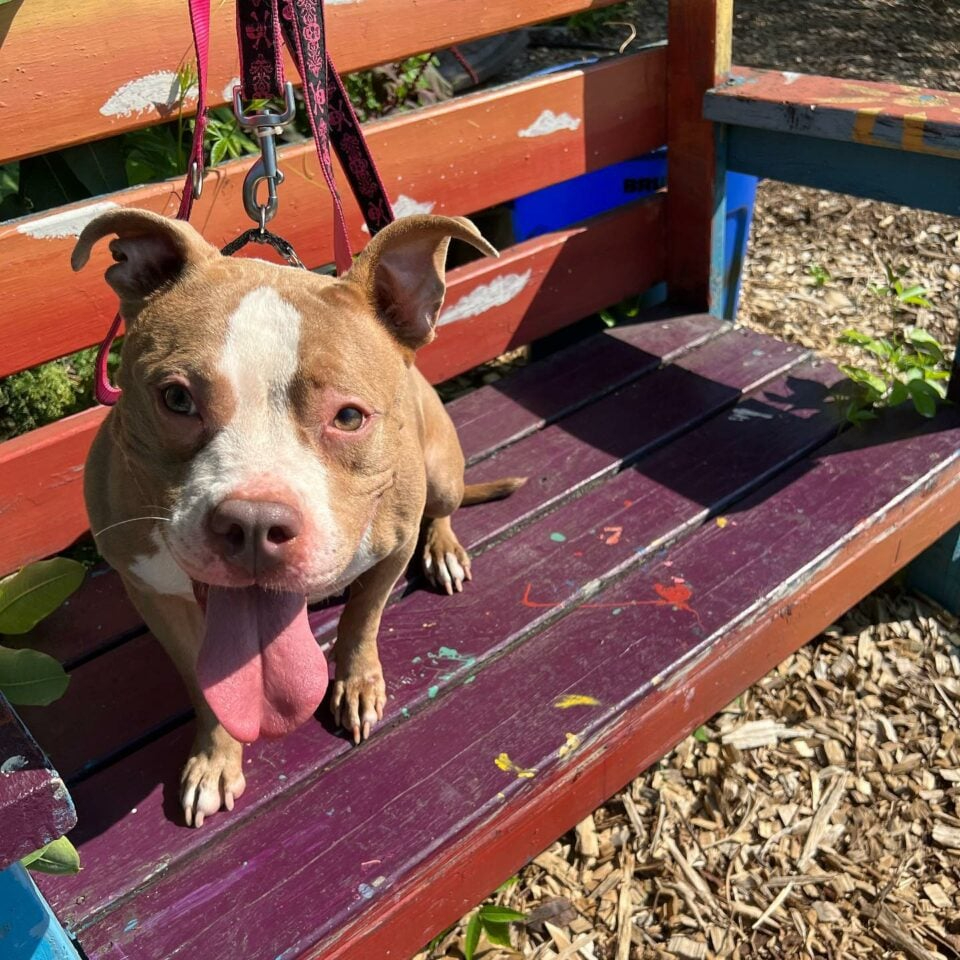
(0, 198, 666, 578)
(0, 0, 623, 163)
(37, 332, 839, 935)
(665, 0, 732, 312)
(706, 68, 960, 159)
(0, 696, 76, 871)
(19, 326, 803, 783)
(0, 50, 666, 380)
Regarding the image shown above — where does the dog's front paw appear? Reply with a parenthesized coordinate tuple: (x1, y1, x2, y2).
(422, 522, 472, 595)
(331, 660, 386, 745)
(180, 734, 246, 828)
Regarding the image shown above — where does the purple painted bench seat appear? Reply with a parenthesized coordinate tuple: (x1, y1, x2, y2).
(18, 315, 960, 960)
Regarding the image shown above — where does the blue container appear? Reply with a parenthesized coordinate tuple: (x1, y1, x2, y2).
(510, 150, 758, 320)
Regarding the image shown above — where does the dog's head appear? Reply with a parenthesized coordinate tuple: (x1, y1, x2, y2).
(74, 208, 496, 597)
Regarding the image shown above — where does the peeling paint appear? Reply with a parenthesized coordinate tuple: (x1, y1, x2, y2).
(782, 71, 802, 85)
(223, 77, 241, 101)
(518, 109, 582, 138)
(100, 71, 197, 118)
(439, 270, 532, 326)
(17, 201, 121, 240)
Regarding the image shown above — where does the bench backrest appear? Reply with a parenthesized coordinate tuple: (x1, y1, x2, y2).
(2, 0, 726, 577)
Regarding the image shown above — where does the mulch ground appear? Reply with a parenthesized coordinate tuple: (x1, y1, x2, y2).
(416, 3, 960, 957)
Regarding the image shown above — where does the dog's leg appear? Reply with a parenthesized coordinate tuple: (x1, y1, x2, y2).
(119, 576, 246, 828)
(331, 539, 415, 743)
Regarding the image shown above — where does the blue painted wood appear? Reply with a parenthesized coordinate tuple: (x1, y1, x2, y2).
(0, 863, 82, 960)
(908, 523, 960, 614)
(724, 126, 960, 217)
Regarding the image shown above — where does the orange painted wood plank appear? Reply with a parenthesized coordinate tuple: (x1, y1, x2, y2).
(0, 50, 665, 379)
(706, 68, 960, 159)
(0, 197, 665, 577)
(0, 0, 623, 163)
(665, 0, 732, 312)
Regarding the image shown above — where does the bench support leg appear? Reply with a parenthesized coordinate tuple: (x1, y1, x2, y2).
(0, 862, 83, 960)
(908, 524, 960, 615)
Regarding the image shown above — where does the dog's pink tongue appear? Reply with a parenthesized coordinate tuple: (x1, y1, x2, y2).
(197, 586, 328, 742)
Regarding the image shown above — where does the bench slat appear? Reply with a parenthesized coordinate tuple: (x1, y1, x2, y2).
(65, 373, 960, 960)
(1, 50, 665, 379)
(19, 326, 803, 783)
(706, 68, 960, 159)
(0, 696, 76, 871)
(0, 0, 623, 163)
(0, 197, 665, 578)
(39, 332, 838, 933)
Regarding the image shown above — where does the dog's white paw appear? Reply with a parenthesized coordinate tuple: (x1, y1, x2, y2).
(422, 532, 472, 595)
(180, 741, 246, 828)
(331, 662, 386, 745)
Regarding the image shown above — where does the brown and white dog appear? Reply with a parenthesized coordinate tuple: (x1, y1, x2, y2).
(73, 208, 523, 827)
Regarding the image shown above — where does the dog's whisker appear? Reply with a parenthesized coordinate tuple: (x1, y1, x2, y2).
(94, 516, 173, 538)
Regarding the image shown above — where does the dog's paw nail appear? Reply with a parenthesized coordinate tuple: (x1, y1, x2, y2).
(362, 721, 371, 740)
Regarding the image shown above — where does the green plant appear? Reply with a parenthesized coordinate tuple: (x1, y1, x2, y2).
(600, 294, 643, 328)
(807, 263, 831, 288)
(836, 326, 951, 424)
(464, 903, 527, 959)
(868, 263, 933, 309)
(565, 2, 629, 36)
(1, 557, 86, 876)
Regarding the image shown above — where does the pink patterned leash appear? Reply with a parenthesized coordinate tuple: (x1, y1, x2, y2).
(95, 0, 211, 406)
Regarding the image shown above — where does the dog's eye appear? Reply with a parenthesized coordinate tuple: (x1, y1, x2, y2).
(162, 384, 198, 416)
(333, 406, 365, 431)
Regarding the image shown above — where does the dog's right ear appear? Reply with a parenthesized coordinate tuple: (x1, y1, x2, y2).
(71, 208, 219, 308)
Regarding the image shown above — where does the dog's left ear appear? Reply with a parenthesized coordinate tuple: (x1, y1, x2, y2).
(347, 215, 498, 350)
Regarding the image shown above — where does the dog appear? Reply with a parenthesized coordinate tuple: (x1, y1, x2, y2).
(73, 208, 524, 827)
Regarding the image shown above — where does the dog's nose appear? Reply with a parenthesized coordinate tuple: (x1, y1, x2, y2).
(208, 499, 303, 575)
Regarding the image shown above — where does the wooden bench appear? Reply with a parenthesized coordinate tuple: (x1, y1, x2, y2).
(2, 1, 959, 957)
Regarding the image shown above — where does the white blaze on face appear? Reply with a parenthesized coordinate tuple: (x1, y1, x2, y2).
(170, 286, 341, 583)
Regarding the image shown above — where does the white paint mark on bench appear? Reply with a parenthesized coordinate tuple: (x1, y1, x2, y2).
(361, 194, 436, 233)
(782, 71, 802, 85)
(101, 71, 197, 118)
(327, 0, 359, 4)
(223, 77, 241, 101)
(1, 755, 28, 774)
(728, 407, 775, 422)
(439, 270, 533, 326)
(17, 201, 121, 240)
(518, 110, 582, 138)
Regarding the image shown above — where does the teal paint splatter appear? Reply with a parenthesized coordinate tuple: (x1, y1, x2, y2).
(427, 685, 439, 699)
(611, 607, 623, 616)
(550, 532, 567, 543)
(411, 656, 422, 664)
(124, 919, 138, 933)
(464, 675, 476, 685)
(401, 707, 410, 718)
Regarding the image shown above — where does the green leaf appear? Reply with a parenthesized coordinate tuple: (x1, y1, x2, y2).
(464, 912, 481, 960)
(478, 905, 527, 923)
(0, 558, 85, 634)
(495, 875, 520, 892)
(905, 327, 944, 361)
(908, 378, 940, 418)
(209, 138, 229, 166)
(839, 365, 886, 398)
(481, 920, 513, 948)
(888, 381, 910, 407)
(21, 836, 81, 875)
(0, 647, 70, 706)
(693, 725, 709, 743)
(838, 329, 874, 346)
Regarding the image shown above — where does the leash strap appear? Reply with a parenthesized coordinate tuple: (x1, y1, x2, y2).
(95, 0, 210, 406)
(221, 227, 308, 268)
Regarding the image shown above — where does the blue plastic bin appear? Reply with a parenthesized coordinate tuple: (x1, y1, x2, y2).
(510, 150, 758, 320)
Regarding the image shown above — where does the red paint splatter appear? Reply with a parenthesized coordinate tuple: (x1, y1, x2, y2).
(601, 526, 623, 545)
(521, 580, 702, 626)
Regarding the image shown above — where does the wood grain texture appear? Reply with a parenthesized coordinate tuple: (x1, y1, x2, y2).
(0, 0, 624, 163)
(0, 198, 665, 578)
(665, 0, 732, 311)
(0, 696, 76, 871)
(21, 326, 800, 786)
(726, 126, 960, 217)
(38, 339, 840, 937)
(59, 402, 960, 960)
(706, 68, 960, 159)
(0, 50, 666, 380)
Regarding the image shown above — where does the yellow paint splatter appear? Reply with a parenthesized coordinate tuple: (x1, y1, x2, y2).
(496, 791, 506, 801)
(554, 694, 600, 709)
(558, 732, 582, 759)
(715, 516, 729, 528)
(494, 752, 536, 779)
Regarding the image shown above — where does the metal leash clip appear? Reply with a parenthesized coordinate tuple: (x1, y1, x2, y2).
(233, 82, 297, 231)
